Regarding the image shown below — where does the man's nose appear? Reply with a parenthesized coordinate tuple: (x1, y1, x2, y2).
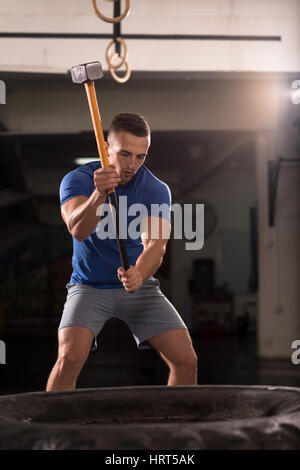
(128, 157, 136, 169)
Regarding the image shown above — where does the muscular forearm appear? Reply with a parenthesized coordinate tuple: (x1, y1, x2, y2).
(135, 241, 166, 283)
(66, 165, 121, 241)
(69, 190, 106, 241)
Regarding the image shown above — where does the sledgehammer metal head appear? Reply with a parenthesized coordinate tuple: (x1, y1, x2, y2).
(71, 61, 104, 84)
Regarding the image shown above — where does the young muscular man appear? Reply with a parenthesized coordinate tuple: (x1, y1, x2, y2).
(46, 113, 198, 391)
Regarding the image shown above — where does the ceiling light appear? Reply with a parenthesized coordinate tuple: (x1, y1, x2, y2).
(291, 80, 300, 104)
(74, 157, 98, 165)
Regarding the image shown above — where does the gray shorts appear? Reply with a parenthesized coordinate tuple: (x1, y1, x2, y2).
(58, 277, 188, 350)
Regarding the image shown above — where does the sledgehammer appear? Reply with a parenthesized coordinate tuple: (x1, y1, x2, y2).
(70, 61, 130, 272)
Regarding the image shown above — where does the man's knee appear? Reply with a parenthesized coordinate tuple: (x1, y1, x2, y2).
(56, 350, 88, 375)
(171, 350, 198, 372)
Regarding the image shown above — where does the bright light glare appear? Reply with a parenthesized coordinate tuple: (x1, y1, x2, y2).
(75, 157, 98, 165)
(291, 80, 300, 104)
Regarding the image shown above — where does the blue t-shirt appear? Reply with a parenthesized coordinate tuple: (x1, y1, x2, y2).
(59, 161, 171, 288)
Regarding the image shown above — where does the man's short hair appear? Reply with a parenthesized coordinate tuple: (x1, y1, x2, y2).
(108, 112, 151, 138)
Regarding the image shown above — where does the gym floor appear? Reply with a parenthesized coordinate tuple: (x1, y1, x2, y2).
(1, 318, 299, 396)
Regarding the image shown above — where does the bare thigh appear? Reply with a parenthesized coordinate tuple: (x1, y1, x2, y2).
(147, 328, 198, 368)
(58, 326, 94, 363)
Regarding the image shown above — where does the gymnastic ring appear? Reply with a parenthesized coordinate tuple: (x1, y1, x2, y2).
(109, 56, 131, 83)
(92, 0, 130, 23)
(109, 55, 131, 83)
(106, 37, 128, 70)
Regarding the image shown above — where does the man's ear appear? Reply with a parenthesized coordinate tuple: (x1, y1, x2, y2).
(105, 141, 110, 158)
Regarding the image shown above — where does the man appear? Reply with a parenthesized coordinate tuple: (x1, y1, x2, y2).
(46, 113, 198, 391)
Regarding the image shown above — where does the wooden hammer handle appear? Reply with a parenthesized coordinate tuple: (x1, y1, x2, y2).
(83, 79, 131, 276)
(84, 81, 114, 195)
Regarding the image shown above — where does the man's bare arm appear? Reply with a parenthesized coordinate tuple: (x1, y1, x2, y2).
(118, 217, 171, 291)
(61, 165, 121, 241)
(136, 216, 171, 282)
(135, 239, 167, 283)
(61, 190, 106, 241)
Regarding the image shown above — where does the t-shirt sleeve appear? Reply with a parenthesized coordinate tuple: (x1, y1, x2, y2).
(59, 170, 92, 208)
(144, 182, 172, 223)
